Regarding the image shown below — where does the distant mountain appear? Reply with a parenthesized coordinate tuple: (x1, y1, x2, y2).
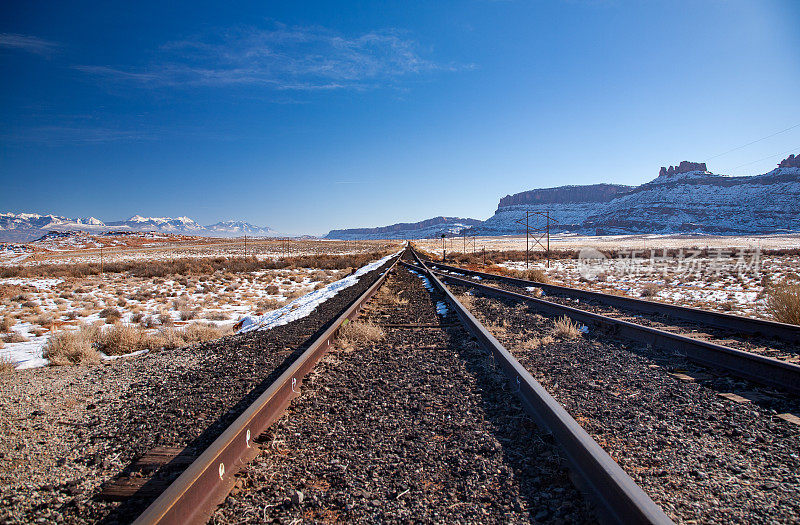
(205, 220, 280, 236)
(0, 213, 280, 242)
(325, 216, 483, 240)
(473, 156, 800, 235)
(106, 215, 204, 232)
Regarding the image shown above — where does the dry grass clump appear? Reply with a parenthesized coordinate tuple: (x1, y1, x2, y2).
(179, 307, 199, 321)
(44, 325, 100, 365)
(523, 335, 555, 350)
(3, 332, 29, 343)
(456, 294, 475, 311)
(640, 283, 662, 298)
(98, 324, 152, 355)
(337, 320, 385, 350)
(0, 316, 15, 332)
(206, 311, 231, 321)
(553, 316, 583, 339)
(34, 313, 55, 328)
(506, 268, 550, 283)
(0, 356, 14, 374)
(767, 284, 800, 325)
(181, 323, 231, 343)
(256, 299, 284, 312)
(99, 307, 122, 321)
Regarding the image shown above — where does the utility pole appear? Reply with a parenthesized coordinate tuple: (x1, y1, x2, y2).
(441, 234, 446, 262)
(244, 235, 247, 258)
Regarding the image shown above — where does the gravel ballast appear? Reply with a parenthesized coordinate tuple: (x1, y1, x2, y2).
(211, 259, 596, 524)
(454, 286, 800, 524)
(0, 256, 396, 524)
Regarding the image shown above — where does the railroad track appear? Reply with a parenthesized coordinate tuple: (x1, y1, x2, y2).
(121, 247, 673, 524)
(107, 246, 799, 524)
(425, 260, 800, 344)
(421, 257, 800, 395)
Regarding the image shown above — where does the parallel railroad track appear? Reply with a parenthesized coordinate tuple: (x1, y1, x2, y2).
(426, 260, 800, 344)
(97, 246, 799, 524)
(421, 258, 800, 395)
(127, 248, 673, 524)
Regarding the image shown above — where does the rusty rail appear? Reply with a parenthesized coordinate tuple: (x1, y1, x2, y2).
(133, 252, 402, 525)
(403, 250, 674, 525)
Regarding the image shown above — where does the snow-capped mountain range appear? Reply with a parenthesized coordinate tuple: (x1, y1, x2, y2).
(473, 157, 800, 236)
(0, 213, 279, 242)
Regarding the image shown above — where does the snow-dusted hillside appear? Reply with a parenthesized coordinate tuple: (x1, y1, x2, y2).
(0, 213, 280, 241)
(326, 216, 482, 240)
(474, 157, 800, 236)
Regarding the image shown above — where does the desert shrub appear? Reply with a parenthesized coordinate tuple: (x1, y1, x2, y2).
(131, 312, 145, 324)
(640, 283, 662, 298)
(99, 307, 121, 320)
(179, 307, 198, 321)
(553, 316, 583, 338)
(206, 311, 230, 321)
(0, 356, 13, 374)
(3, 333, 29, 343)
(158, 313, 174, 326)
(21, 300, 38, 309)
(44, 326, 100, 365)
(506, 268, 550, 283)
(337, 320, 384, 349)
(0, 316, 15, 332)
(256, 298, 284, 312)
(182, 322, 230, 343)
(767, 284, 800, 325)
(266, 285, 280, 295)
(34, 313, 55, 328)
(0, 284, 23, 300)
(98, 324, 150, 355)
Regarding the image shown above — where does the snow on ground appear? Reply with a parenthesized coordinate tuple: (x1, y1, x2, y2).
(238, 252, 399, 332)
(0, 261, 364, 369)
(496, 252, 800, 318)
(436, 301, 449, 316)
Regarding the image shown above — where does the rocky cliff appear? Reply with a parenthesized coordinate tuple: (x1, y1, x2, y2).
(474, 155, 800, 235)
(325, 216, 482, 240)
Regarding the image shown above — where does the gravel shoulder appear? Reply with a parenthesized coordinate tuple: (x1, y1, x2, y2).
(0, 257, 396, 524)
(211, 261, 596, 524)
(454, 286, 800, 524)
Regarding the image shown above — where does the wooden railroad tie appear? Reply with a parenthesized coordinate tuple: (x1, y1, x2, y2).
(100, 446, 195, 501)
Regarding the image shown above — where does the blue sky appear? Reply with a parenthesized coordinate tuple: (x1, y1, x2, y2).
(1, 0, 799, 235)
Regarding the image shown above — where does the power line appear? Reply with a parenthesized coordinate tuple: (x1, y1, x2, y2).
(705, 123, 800, 162)
(730, 146, 799, 171)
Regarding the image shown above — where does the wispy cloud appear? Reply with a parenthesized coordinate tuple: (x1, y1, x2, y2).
(0, 33, 60, 57)
(2, 125, 157, 145)
(76, 23, 467, 91)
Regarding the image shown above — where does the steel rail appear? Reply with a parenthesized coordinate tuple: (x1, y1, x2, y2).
(422, 263, 800, 395)
(425, 260, 800, 344)
(133, 253, 402, 525)
(401, 254, 674, 524)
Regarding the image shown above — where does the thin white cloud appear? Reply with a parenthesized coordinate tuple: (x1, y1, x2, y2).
(0, 33, 60, 57)
(76, 23, 467, 91)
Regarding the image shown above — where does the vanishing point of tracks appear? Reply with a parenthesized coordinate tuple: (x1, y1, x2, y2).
(91, 247, 798, 524)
